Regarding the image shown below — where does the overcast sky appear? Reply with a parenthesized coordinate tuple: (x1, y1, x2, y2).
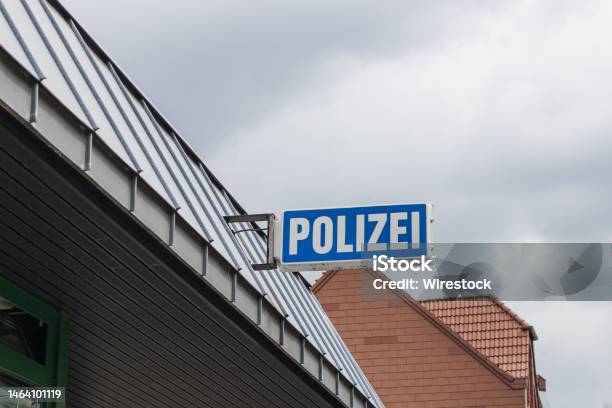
(63, 1, 612, 406)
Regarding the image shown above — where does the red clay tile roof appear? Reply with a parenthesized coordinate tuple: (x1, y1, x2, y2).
(420, 297, 532, 378)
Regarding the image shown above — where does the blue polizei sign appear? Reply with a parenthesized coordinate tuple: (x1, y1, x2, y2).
(276, 203, 433, 271)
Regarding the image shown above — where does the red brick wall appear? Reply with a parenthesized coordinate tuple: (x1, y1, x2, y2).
(315, 270, 526, 408)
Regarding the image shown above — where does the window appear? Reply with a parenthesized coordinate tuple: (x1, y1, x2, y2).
(0, 301, 48, 365)
(0, 277, 69, 408)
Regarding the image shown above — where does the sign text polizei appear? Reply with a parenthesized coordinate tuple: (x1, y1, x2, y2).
(277, 203, 432, 271)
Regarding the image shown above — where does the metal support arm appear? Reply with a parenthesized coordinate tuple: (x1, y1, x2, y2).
(224, 213, 278, 270)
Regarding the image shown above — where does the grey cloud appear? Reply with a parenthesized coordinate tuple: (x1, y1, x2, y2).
(63, 0, 511, 154)
(200, 0, 612, 243)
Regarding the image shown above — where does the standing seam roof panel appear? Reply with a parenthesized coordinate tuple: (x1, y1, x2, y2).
(141, 103, 220, 243)
(50, 24, 129, 167)
(68, 20, 141, 171)
(3, 0, 85, 123)
(82, 35, 153, 174)
(108, 64, 181, 209)
(198, 165, 286, 314)
(171, 135, 270, 290)
(122, 92, 187, 208)
(21, 0, 97, 128)
(0, 1, 40, 78)
(166, 130, 248, 273)
(141, 102, 214, 240)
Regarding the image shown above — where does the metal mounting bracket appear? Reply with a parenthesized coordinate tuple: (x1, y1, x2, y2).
(224, 213, 278, 270)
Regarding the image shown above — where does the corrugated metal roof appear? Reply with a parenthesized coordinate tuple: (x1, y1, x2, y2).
(420, 297, 532, 378)
(0, 1, 384, 406)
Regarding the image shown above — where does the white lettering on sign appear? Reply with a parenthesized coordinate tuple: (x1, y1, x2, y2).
(313, 216, 334, 254)
(289, 218, 309, 255)
(367, 213, 387, 251)
(337, 216, 353, 253)
(412, 211, 420, 249)
(356, 214, 365, 252)
(390, 212, 408, 250)
(286, 211, 422, 255)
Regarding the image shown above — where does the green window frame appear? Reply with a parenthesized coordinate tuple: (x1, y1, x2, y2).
(0, 275, 69, 408)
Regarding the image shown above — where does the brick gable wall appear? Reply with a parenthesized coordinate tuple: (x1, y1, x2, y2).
(315, 269, 527, 408)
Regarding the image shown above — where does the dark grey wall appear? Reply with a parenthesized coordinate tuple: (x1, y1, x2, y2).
(0, 109, 345, 408)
